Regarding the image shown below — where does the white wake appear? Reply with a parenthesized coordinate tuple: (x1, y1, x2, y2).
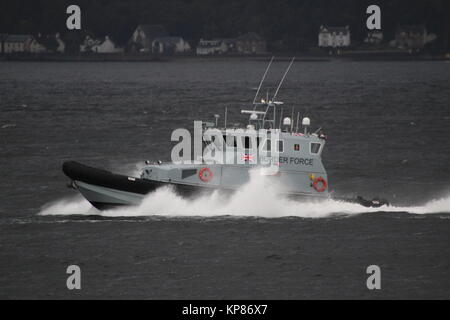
(39, 169, 450, 218)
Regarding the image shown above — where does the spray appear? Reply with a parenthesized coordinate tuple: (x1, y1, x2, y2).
(39, 168, 450, 218)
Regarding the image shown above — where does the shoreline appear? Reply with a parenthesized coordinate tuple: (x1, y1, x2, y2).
(0, 51, 449, 62)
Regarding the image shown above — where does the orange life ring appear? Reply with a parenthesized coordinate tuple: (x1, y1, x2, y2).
(313, 176, 327, 192)
(199, 167, 213, 183)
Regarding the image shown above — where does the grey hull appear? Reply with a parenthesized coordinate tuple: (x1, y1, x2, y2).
(64, 161, 387, 210)
(75, 180, 144, 209)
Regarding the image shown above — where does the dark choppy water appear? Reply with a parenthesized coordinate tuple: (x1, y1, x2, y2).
(0, 59, 449, 299)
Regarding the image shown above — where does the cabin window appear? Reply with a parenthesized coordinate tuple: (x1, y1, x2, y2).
(243, 136, 251, 149)
(310, 142, 321, 154)
(277, 140, 284, 153)
(239, 136, 262, 149)
(182, 169, 197, 179)
(294, 144, 300, 151)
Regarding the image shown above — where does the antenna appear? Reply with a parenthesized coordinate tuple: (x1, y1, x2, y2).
(253, 56, 274, 106)
(290, 107, 294, 132)
(272, 57, 295, 102)
(224, 107, 228, 129)
(278, 107, 283, 129)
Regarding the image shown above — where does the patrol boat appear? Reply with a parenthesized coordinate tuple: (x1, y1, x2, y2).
(62, 58, 389, 210)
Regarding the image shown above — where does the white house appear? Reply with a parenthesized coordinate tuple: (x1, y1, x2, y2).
(196, 39, 232, 55)
(92, 36, 123, 53)
(152, 37, 190, 54)
(80, 35, 123, 53)
(3, 35, 45, 53)
(128, 25, 169, 52)
(318, 25, 351, 48)
(4, 35, 29, 53)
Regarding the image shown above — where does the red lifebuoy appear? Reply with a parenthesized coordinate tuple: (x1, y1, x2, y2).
(199, 167, 213, 183)
(313, 177, 327, 192)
